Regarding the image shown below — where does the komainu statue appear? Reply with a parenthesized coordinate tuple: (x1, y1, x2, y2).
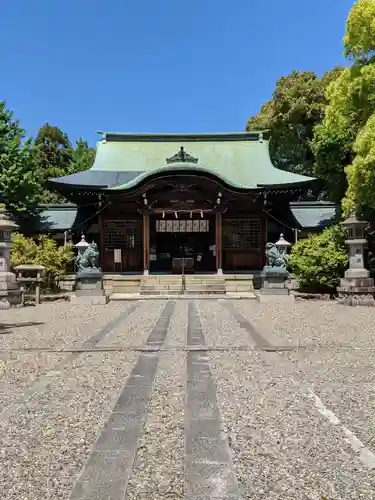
(76, 242, 100, 272)
(264, 242, 288, 272)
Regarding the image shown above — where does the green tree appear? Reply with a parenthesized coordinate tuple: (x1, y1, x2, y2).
(69, 138, 95, 173)
(344, 113, 375, 217)
(11, 232, 74, 291)
(33, 125, 95, 203)
(0, 102, 41, 215)
(246, 69, 342, 178)
(32, 123, 73, 203)
(344, 0, 375, 60)
(314, 0, 375, 214)
(289, 225, 348, 291)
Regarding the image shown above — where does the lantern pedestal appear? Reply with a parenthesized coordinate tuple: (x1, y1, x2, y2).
(0, 273, 22, 309)
(337, 216, 375, 306)
(0, 213, 22, 309)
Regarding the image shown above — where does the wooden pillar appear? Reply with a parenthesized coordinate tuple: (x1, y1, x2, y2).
(98, 200, 105, 271)
(143, 214, 149, 275)
(216, 212, 223, 275)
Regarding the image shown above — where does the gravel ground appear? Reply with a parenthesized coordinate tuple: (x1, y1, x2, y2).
(0, 302, 136, 350)
(233, 299, 375, 348)
(0, 302, 137, 415)
(125, 352, 185, 499)
(1, 299, 375, 499)
(125, 304, 186, 499)
(0, 351, 137, 500)
(199, 300, 252, 347)
(97, 300, 165, 348)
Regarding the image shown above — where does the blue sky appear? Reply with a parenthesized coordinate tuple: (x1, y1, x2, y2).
(2, 0, 354, 145)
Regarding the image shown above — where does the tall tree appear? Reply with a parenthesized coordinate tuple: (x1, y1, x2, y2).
(69, 138, 95, 173)
(0, 102, 41, 215)
(313, 0, 375, 211)
(246, 69, 342, 179)
(32, 123, 73, 203)
(344, 0, 375, 60)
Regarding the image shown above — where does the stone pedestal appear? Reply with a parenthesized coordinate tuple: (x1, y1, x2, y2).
(0, 272, 22, 309)
(337, 270, 375, 306)
(0, 213, 22, 309)
(257, 269, 294, 303)
(70, 269, 109, 305)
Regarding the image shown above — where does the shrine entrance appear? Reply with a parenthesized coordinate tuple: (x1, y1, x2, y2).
(149, 213, 216, 273)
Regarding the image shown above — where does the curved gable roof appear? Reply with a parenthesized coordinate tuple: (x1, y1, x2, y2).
(50, 132, 315, 192)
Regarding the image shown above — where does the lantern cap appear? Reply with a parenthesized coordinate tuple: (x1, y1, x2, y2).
(0, 212, 18, 231)
(275, 233, 291, 247)
(341, 213, 367, 227)
(74, 234, 90, 249)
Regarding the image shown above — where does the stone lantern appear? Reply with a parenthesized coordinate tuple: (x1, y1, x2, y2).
(74, 234, 90, 256)
(0, 212, 22, 308)
(275, 233, 291, 256)
(337, 214, 375, 306)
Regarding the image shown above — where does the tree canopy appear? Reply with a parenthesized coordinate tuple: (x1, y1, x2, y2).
(0, 102, 95, 215)
(0, 103, 41, 215)
(246, 69, 342, 180)
(344, 0, 375, 60)
(247, 0, 375, 218)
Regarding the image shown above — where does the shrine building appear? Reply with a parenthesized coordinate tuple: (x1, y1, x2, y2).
(47, 131, 332, 275)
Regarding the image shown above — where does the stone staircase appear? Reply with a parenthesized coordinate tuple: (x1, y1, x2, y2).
(139, 275, 226, 296)
(184, 275, 226, 295)
(140, 275, 183, 295)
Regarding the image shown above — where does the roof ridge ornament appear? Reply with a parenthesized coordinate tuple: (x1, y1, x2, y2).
(166, 146, 199, 164)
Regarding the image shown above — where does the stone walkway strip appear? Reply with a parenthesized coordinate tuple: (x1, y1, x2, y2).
(221, 301, 273, 349)
(0, 303, 140, 425)
(185, 300, 242, 499)
(69, 300, 176, 500)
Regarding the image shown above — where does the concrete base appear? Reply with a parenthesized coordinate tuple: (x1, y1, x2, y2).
(70, 294, 109, 305)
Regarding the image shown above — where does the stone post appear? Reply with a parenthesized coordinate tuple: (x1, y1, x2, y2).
(337, 214, 375, 306)
(0, 213, 22, 309)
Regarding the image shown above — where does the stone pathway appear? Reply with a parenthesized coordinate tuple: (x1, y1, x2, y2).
(1, 299, 375, 499)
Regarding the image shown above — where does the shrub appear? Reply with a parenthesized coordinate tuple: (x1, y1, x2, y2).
(11, 233, 74, 291)
(288, 225, 348, 292)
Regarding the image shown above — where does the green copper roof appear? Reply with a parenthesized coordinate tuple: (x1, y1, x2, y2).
(289, 201, 337, 229)
(89, 132, 315, 191)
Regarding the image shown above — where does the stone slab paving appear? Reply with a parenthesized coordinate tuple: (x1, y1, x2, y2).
(69, 301, 176, 499)
(97, 301, 167, 348)
(185, 301, 242, 500)
(125, 303, 186, 499)
(1, 299, 375, 499)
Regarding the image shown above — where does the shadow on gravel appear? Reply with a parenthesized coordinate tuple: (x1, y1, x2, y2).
(0, 322, 44, 334)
